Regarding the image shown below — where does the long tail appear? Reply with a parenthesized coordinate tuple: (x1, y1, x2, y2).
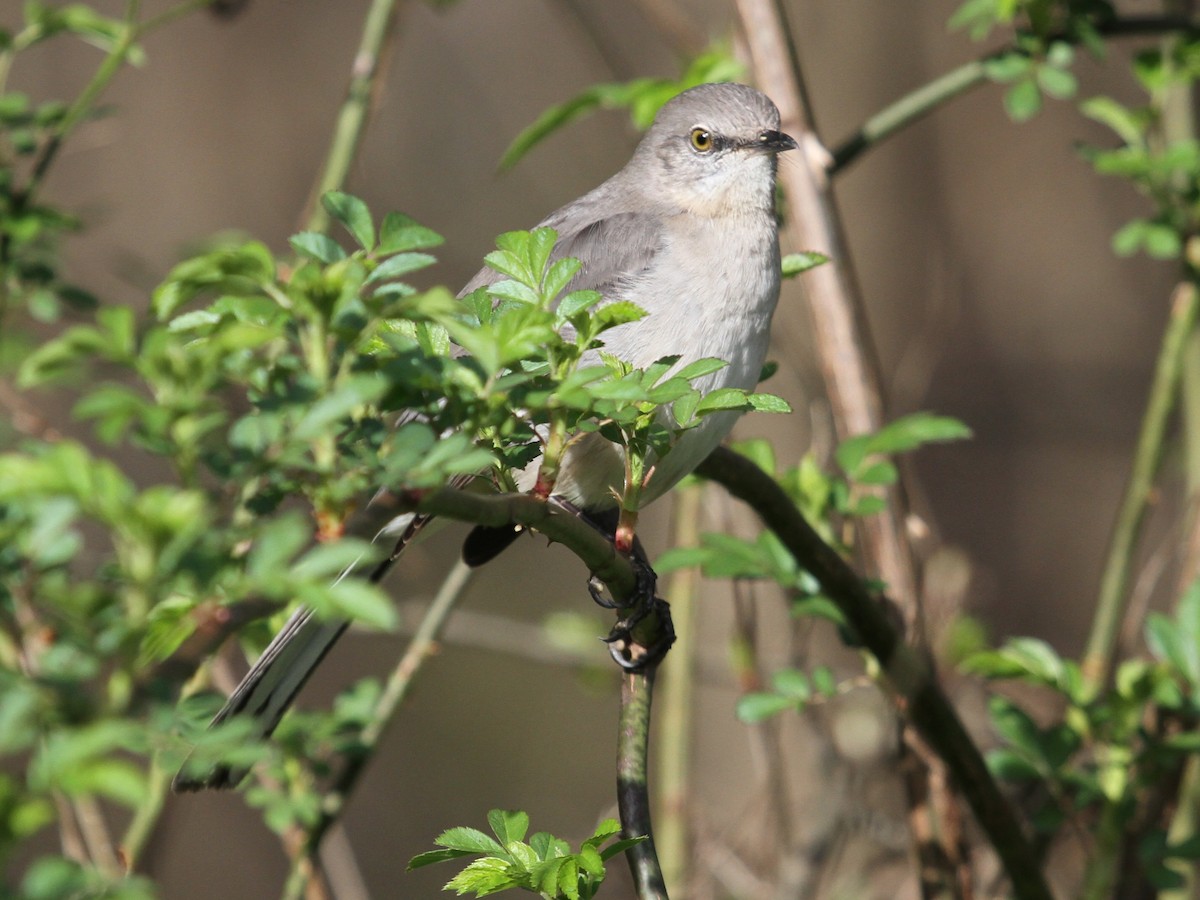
(173, 509, 429, 791)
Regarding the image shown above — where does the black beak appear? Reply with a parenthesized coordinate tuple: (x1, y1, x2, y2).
(757, 129, 798, 153)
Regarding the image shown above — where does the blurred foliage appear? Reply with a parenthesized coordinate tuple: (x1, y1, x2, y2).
(6, 0, 1200, 897)
(497, 46, 744, 170)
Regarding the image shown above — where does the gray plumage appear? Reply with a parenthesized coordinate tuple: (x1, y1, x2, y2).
(174, 82, 795, 791)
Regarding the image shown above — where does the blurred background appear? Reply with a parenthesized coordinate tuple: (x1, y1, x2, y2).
(9, 0, 1181, 895)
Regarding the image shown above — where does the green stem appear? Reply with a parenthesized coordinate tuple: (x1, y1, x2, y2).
(830, 59, 989, 174)
(301, 0, 404, 235)
(618, 670, 667, 900)
(697, 447, 1053, 900)
(20, 0, 214, 207)
(829, 15, 1200, 175)
(120, 758, 171, 871)
(1082, 282, 1199, 690)
(653, 485, 702, 892)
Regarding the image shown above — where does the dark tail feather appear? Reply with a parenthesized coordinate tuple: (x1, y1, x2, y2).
(173, 512, 429, 791)
(461, 524, 525, 567)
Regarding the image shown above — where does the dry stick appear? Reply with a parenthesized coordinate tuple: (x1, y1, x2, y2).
(696, 447, 1053, 900)
(730, 2, 955, 895)
(300, 0, 405, 235)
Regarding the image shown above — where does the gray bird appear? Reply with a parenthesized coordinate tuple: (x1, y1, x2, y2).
(174, 82, 795, 791)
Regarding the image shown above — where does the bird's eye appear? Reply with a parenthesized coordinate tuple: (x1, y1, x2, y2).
(689, 128, 713, 152)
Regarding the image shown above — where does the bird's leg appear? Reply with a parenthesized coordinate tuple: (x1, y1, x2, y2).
(550, 499, 676, 671)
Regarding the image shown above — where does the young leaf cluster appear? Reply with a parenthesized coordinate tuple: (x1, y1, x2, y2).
(657, 414, 971, 723)
(1081, 40, 1200, 261)
(408, 809, 645, 899)
(964, 584, 1200, 886)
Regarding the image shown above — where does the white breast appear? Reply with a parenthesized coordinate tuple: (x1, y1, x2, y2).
(535, 209, 782, 510)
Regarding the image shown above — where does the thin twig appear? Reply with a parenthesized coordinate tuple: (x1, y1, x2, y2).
(1083, 282, 1199, 690)
(618, 669, 667, 899)
(119, 759, 171, 872)
(300, 0, 405, 234)
(732, 0, 922, 628)
(300, 558, 474, 859)
(696, 447, 1053, 900)
(829, 16, 1200, 175)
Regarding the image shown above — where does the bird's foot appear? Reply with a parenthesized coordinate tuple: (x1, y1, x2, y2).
(589, 554, 676, 672)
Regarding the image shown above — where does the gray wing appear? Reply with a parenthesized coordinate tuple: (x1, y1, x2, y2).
(458, 205, 666, 302)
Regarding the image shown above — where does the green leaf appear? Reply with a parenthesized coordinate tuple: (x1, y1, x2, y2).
(747, 392, 791, 414)
(1036, 65, 1077, 100)
(488, 809, 530, 845)
(870, 411, 974, 451)
(1080, 97, 1145, 149)
(597, 835, 648, 862)
(246, 515, 310, 578)
(674, 357, 727, 382)
(1143, 223, 1182, 260)
(1004, 79, 1043, 121)
(780, 251, 828, 278)
(1112, 219, 1149, 257)
(694, 388, 752, 415)
(542, 257, 581, 302)
(435, 826, 506, 856)
(557, 289, 603, 319)
(736, 692, 795, 723)
(366, 252, 438, 284)
(983, 52, 1031, 83)
(289, 231, 346, 264)
(313, 580, 397, 630)
(407, 848, 474, 870)
(379, 212, 444, 253)
(444, 857, 521, 896)
(771, 668, 811, 700)
(293, 376, 388, 440)
(322, 191, 375, 251)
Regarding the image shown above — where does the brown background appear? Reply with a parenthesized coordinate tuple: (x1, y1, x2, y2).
(10, 0, 1180, 896)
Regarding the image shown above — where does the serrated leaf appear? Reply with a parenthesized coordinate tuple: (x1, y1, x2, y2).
(747, 392, 791, 414)
(444, 857, 520, 896)
(488, 809, 530, 845)
(435, 826, 506, 856)
(695, 388, 752, 415)
(557, 289, 602, 319)
(323, 191, 374, 251)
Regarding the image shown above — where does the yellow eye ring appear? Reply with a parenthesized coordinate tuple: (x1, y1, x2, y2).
(689, 128, 713, 152)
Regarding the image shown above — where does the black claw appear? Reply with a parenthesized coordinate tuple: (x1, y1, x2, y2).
(595, 556, 675, 672)
(603, 596, 676, 671)
(587, 574, 622, 609)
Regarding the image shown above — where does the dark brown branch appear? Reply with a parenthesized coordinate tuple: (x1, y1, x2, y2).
(696, 447, 1053, 900)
